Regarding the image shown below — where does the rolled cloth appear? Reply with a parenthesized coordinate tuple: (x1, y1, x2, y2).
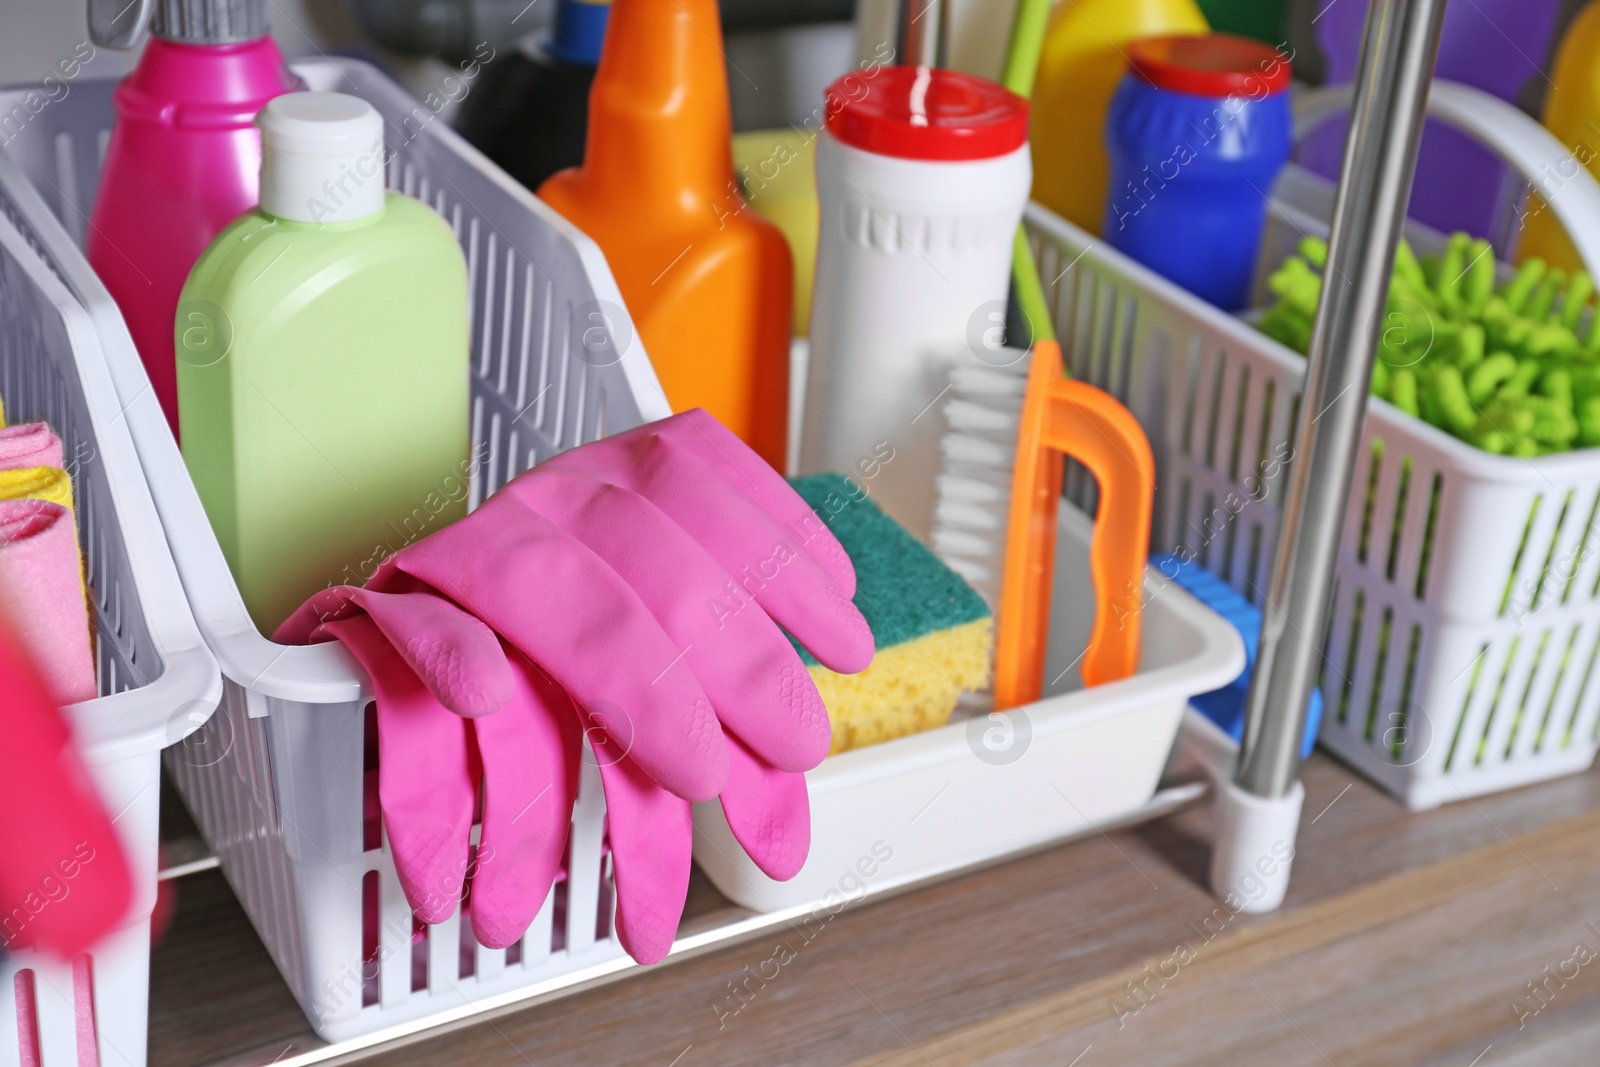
(0, 499, 94, 704)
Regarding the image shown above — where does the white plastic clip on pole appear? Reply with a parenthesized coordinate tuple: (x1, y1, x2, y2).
(1214, 0, 1449, 915)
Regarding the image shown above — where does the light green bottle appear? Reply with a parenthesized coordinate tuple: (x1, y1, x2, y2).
(177, 92, 470, 632)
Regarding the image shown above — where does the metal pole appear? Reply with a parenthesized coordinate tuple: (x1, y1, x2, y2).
(899, 0, 948, 67)
(1235, 0, 1448, 798)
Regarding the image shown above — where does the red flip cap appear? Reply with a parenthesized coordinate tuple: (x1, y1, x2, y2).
(823, 65, 1029, 162)
(1127, 34, 1293, 99)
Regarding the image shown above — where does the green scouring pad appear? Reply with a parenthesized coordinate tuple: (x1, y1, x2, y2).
(789, 473, 994, 754)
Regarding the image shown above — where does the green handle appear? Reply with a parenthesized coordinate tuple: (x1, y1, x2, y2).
(1000, 0, 1052, 98)
(1012, 229, 1057, 345)
(1003, 0, 1055, 347)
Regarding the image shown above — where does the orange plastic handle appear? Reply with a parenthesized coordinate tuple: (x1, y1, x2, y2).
(993, 339, 1155, 709)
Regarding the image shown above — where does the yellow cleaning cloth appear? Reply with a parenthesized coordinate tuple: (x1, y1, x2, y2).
(0, 466, 74, 514)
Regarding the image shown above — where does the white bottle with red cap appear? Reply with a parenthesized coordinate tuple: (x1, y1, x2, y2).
(801, 65, 1031, 543)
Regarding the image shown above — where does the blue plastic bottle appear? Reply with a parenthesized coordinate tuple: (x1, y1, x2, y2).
(1101, 34, 1291, 312)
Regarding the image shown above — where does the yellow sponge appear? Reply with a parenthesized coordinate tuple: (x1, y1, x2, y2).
(789, 474, 994, 754)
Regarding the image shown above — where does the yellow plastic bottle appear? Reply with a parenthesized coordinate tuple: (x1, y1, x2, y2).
(731, 129, 818, 337)
(1031, 0, 1208, 234)
(1517, 1, 1600, 273)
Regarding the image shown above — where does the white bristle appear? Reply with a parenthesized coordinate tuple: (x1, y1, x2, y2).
(944, 397, 1019, 433)
(942, 556, 991, 586)
(932, 363, 1031, 611)
(935, 473, 1006, 504)
(936, 498, 1005, 532)
(950, 363, 1028, 396)
(932, 533, 995, 561)
(941, 434, 1014, 468)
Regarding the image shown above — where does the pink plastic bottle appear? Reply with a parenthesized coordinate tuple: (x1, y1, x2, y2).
(87, 0, 296, 438)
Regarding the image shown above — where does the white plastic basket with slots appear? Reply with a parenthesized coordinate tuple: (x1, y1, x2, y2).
(0, 59, 669, 1043)
(0, 198, 221, 1065)
(1025, 81, 1600, 811)
(1, 55, 1254, 1040)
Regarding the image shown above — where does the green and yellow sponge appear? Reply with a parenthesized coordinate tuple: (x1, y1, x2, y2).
(789, 474, 993, 754)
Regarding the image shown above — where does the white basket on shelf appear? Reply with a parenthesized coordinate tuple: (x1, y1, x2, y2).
(0, 52, 1257, 1037)
(0, 204, 220, 1066)
(1025, 80, 1600, 811)
(0, 58, 668, 1044)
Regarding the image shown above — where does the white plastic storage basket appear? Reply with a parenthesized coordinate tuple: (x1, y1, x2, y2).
(694, 505, 1244, 911)
(1024, 81, 1600, 811)
(0, 201, 221, 1064)
(0, 59, 669, 1043)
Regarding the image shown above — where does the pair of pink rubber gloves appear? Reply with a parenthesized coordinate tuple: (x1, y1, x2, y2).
(276, 410, 871, 964)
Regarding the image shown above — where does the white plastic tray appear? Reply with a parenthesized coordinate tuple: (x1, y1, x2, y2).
(696, 505, 1244, 911)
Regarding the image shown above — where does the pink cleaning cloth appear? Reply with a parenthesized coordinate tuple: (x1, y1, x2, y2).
(0, 499, 94, 705)
(0, 422, 65, 472)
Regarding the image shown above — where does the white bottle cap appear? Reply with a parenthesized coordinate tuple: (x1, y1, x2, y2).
(256, 92, 386, 224)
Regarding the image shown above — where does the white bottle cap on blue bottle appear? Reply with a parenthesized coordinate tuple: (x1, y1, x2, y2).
(257, 92, 386, 224)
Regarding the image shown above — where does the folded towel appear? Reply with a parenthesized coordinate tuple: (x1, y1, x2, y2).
(0, 422, 64, 471)
(0, 466, 83, 599)
(0, 499, 94, 704)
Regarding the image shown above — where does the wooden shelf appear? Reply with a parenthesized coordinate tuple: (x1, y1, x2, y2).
(150, 752, 1600, 1066)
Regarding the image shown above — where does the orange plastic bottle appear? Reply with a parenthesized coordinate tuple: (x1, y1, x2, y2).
(538, 0, 792, 470)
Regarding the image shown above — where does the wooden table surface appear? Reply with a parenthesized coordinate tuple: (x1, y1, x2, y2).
(150, 753, 1600, 1067)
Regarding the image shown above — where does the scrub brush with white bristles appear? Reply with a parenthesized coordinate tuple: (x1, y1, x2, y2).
(932, 0, 1154, 704)
(931, 231, 1155, 702)
(932, 359, 1031, 605)
(930, 0, 1047, 608)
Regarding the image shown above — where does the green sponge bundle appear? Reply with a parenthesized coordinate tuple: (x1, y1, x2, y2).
(1259, 232, 1600, 457)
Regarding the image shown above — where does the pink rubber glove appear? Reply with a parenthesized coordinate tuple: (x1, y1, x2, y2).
(378, 460, 850, 958)
(380, 413, 872, 800)
(277, 409, 868, 961)
(313, 611, 476, 925)
(384, 499, 732, 803)
(540, 410, 865, 659)
(598, 407, 858, 597)
(467, 646, 581, 949)
(499, 467, 836, 773)
(278, 599, 580, 948)
(280, 587, 812, 962)
(281, 582, 514, 717)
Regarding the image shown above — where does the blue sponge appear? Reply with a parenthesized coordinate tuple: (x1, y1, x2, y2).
(1152, 554, 1321, 758)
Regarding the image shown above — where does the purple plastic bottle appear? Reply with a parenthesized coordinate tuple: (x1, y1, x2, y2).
(1299, 0, 1559, 243)
(86, 0, 296, 438)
